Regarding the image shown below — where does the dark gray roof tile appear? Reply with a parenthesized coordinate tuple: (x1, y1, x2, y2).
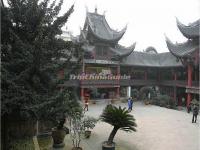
(121, 51, 182, 67)
(110, 43, 136, 60)
(165, 36, 199, 58)
(86, 12, 126, 42)
(177, 18, 200, 39)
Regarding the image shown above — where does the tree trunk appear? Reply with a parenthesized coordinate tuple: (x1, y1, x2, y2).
(107, 127, 118, 145)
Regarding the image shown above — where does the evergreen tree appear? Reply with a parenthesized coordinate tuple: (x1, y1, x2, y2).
(1, 0, 82, 142)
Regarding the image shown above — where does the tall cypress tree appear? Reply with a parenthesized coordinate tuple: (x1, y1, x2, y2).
(1, 0, 82, 142)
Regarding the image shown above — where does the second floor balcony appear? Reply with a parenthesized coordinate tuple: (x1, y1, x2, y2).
(60, 79, 199, 88)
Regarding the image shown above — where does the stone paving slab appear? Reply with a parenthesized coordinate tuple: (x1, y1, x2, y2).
(64, 102, 199, 150)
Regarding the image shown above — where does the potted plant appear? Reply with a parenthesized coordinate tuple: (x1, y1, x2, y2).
(83, 116, 98, 138)
(100, 105, 137, 150)
(139, 86, 156, 105)
(144, 99, 150, 105)
(52, 118, 69, 148)
(50, 90, 82, 149)
(69, 111, 84, 150)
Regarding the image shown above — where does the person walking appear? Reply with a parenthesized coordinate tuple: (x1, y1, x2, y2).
(84, 95, 89, 111)
(192, 105, 199, 123)
(130, 97, 133, 110)
(128, 97, 132, 112)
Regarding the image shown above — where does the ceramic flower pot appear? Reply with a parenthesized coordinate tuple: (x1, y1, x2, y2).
(52, 127, 66, 148)
(102, 141, 115, 150)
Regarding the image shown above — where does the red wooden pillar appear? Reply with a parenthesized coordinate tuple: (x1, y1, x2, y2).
(116, 65, 120, 98)
(194, 70, 197, 81)
(117, 65, 120, 75)
(81, 88, 84, 102)
(173, 71, 177, 101)
(116, 87, 120, 98)
(59, 69, 64, 79)
(194, 50, 199, 81)
(174, 71, 177, 80)
(144, 70, 147, 80)
(81, 60, 85, 102)
(158, 69, 161, 81)
(187, 64, 192, 107)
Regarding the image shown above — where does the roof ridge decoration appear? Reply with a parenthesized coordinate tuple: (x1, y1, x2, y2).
(145, 46, 158, 54)
(176, 18, 200, 39)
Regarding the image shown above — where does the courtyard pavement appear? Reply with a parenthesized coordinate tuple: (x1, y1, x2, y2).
(64, 102, 199, 150)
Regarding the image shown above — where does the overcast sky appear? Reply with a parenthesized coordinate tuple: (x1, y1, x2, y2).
(4, 0, 199, 53)
(62, 0, 199, 53)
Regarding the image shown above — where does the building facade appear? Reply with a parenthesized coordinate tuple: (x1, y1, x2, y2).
(59, 9, 199, 107)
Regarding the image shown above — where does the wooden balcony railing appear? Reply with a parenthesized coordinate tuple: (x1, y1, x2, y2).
(159, 80, 187, 87)
(192, 81, 199, 87)
(80, 80, 119, 87)
(120, 79, 158, 86)
(60, 79, 198, 88)
(61, 80, 80, 87)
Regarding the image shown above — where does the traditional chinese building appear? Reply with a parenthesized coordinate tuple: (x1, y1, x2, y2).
(77, 8, 136, 101)
(165, 18, 199, 107)
(59, 9, 199, 107)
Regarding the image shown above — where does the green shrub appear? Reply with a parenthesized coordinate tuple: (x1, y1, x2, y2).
(131, 89, 139, 99)
(169, 98, 176, 109)
(38, 136, 52, 150)
(153, 94, 176, 109)
(83, 116, 98, 131)
(139, 86, 156, 101)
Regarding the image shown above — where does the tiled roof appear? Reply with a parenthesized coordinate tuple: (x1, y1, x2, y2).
(110, 43, 136, 60)
(85, 12, 127, 42)
(165, 36, 199, 58)
(82, 45, 95, 52)
(121, 51, 182, 67)
(177, 18, 199, 39)
(82, 43, 136, 60)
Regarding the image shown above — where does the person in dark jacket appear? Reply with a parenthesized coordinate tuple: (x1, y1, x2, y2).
(130, 97, 133, 110)
(128, 97, 132, 112)
(84, 95, 89, 111)
(192, 105, 199, 123)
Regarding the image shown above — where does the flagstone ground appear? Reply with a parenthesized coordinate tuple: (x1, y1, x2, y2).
(62, 102, 199, 150)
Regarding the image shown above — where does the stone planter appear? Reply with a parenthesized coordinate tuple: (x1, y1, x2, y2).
(102, 141, 115, 150)
(72, 147, 83, 150)
(144, 100, 150, 105)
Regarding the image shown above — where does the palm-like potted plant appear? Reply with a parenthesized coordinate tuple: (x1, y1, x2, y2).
(100, 105, 137, 150)
(83, 116, 98, 138)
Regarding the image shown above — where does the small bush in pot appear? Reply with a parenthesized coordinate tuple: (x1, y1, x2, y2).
(69, 111, 84, 150)
(100, 105, 137, 150)
(83, 116, 98, 138)
(51, 90, 82, 149)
